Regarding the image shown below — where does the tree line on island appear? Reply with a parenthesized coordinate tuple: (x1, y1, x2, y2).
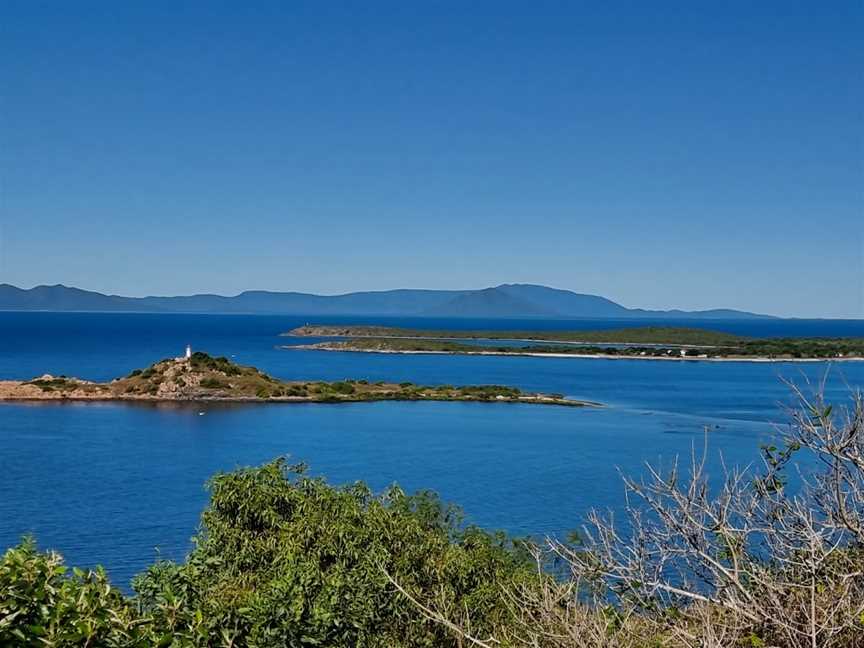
(3, 387, 864, 647)
(287, 325, 864, 360)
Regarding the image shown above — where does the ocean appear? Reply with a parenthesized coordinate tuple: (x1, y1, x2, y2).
(1, 312, 862, 588)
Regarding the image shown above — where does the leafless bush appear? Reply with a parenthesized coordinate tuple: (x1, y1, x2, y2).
(396, 385, 864, 648)
(554, 386, 864, 647)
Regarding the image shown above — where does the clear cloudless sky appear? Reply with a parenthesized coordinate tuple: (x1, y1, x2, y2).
(1, 1, 861, 317)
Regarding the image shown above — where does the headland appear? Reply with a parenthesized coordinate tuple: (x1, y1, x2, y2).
(0, 351, 592, 407)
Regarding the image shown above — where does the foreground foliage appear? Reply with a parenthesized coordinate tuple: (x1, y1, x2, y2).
(1, 462, 535, 647)
(3, 388, 864, 647)
(0, 541, 141, 646)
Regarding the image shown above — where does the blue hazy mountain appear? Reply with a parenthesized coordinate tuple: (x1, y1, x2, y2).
(491, 284, 632, 318)
(422, 287, 556, 317)
(0, 283, 773, 319)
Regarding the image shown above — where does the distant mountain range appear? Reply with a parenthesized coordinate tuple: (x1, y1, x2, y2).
(0, 283, 775, 319)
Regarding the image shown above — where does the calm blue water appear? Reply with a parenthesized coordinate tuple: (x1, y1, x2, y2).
(2, 313, 863, 588)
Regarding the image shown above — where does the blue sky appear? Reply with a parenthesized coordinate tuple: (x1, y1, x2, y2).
(1, 1, 861, 317)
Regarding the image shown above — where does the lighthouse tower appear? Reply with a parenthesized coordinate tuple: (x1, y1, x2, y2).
(185, 344, 192, 359)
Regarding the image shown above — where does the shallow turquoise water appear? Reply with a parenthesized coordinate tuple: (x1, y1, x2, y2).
(1, 312, 862, 588)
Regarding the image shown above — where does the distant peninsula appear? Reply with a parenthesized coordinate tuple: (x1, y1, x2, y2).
(0, 351, 591, 407)
(0, 283, 774, 319)
(285, 325, 864, 362)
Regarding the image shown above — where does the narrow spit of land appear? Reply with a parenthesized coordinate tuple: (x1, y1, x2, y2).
(285, 325, 864, 361)
(0, 351, 591, 407)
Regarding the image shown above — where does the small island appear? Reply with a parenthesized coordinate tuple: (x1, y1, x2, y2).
(285, 325, 864, 361)
(0, 351, 591, 407)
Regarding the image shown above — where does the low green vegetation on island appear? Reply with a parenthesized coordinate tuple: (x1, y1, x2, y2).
(3, 351, 584, 406)
(24, 376, 95, 393)
(4, 392, 864, 647)
(287, 324, 744, 346)
(287, 325, 864, 360)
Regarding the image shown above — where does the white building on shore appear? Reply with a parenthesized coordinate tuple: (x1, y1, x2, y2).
(177, 344, 192, 361)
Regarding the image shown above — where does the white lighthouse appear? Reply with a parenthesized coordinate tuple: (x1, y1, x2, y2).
(185, 344, 192, 359)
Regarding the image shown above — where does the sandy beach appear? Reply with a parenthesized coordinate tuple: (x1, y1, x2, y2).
(285, 345, 863, 364)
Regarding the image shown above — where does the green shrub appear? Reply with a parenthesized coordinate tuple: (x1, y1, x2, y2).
(133, 460, 532, 646)
(199, 377, 227, 389)
(25, 378, 79, 392)
(329, 381, 356, 395)
(190, 352, 245, 377)
(0, 539, 145, 646)
(459, 385, 521, 398)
